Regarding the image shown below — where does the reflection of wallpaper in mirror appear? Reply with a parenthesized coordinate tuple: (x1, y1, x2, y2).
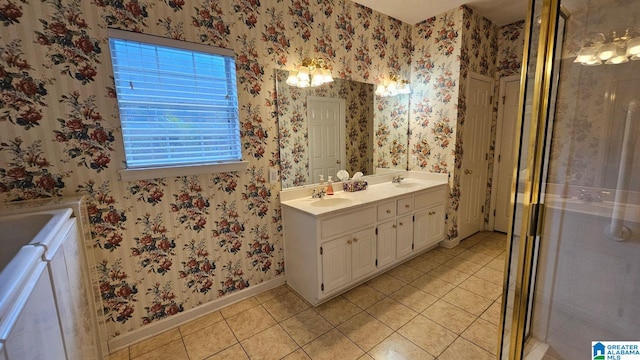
(374, 94, 409, 170)
(276, 70, 374, 188)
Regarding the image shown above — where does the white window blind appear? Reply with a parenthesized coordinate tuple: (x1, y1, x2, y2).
(108, 29, 241, 169)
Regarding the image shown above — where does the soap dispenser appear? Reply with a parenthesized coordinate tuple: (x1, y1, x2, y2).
(326, 176, 334, 195)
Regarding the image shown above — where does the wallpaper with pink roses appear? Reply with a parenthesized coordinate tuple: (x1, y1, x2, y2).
(0, 0, 524, 345)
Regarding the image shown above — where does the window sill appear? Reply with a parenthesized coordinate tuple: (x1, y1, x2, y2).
(119, 161, 249, 182)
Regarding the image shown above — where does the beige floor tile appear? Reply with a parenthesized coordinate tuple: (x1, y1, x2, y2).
(456, 249, 494, 265)
(337, 312, 393, 351)
(428, 265, 470, 285)
(422, 299, 476, 334)
(302, 329, 364, 360)
(442, 287, 492, 316)
(131, 339, 188, 360)
(389, 285, 437, 312)
(435, 246, 467, 257)
(183, 320, 237, 360)
(458, 234, 486, 249)
(262, 291, 309, 322)
(487, 257, 506, 271)
(226, 305, 277, 340)
(442, 256, 483, 275)
(386, 264, 425, 283)
(316, 296, 362, 326)
(130, 328, 181, 358)
(357, 354, 374, 360)
(280, 309, 333, 346)
(205, 343, 248, 360)
(438, 337, 494, 360)
(480, 301, 503, 326)
(403, 256, 440, 273)
(397, 315, 457, 357)
(462, 318, 499, 354)
(368, 333, 434, 360)
(474, 266, 505, 285)
(365, 273, 406, 294)
(418, 249, 454, 264)
(109, 347, 129, 360)
(365, 297, 417, 330)
(282, 348, 311, 360)
(254, 285, 290, 304)
(179, 311, 223, 336)
(241, 325, 299, 360)
(221, 297, 260, 319)
(410, 273, 455, 298)
(342, 284, 386, 309)
(459, 275, 503, 300)
(470, 245, 504, 257)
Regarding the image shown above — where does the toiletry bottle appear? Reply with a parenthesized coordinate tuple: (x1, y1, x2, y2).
(326, 176, 334, 195)
(319, 174, 324, 185)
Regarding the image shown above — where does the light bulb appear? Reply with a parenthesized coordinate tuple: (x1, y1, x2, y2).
(626, 37, 640, 56)
(322, 69, 333, 83)
(584, 57, 602, 66)
(286, 71, 298, 86)
(598, 43, 616, 60)
(575, 46, 596, 63)
(375, 84, 386, 96)
(311, 68, 324, 87)
(297, 66, 310, 83)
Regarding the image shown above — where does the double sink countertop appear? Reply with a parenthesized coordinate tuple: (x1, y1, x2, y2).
(280, 171, 448, 216)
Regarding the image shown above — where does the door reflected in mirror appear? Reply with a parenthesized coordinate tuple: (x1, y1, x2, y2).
(275, 69, 409, 189)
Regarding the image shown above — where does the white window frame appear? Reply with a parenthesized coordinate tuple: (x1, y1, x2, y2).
(107, 29, 247, 181)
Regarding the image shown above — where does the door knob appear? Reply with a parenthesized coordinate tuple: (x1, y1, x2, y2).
(336, 160, 341, 164)
(464, 169, 473, 174)
(347, 239, 352, 244)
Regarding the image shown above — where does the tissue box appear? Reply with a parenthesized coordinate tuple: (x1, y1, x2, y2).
(343, 180, 368, 192)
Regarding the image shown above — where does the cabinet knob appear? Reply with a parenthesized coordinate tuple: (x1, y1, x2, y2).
(392, 224, 397, 228)
(386, 209, 391, 214)
(399, 222, 404, 226)
(405, 204, 410, 208)
(464, 169, 473, 175)
(353, 237, 358, 243)
(347, 239, 353, 244)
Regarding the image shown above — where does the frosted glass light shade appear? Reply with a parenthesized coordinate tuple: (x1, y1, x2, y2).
(575, 46, 597, 63)
(598, 43, 616, 60)
(286, 71, 298, 86)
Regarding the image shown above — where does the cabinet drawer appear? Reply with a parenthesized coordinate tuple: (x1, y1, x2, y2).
(415, 186, 447, 210)
(377, 201, 396, 221)
(321, 206, 376, 240)
(397, 197, 414, 215)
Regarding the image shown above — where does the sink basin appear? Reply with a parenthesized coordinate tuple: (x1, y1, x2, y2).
(310, 197, 354, 207)
(394, 181, 423, 188)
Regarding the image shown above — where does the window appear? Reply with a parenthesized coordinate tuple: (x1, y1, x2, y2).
(107, 29, 245, 181)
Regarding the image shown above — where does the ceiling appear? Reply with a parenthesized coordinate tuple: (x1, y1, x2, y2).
(352, 0, 527, 26)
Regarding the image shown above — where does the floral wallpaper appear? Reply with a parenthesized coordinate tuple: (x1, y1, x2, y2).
(275, 70, 376, 188)
(0, 0, 415, 344)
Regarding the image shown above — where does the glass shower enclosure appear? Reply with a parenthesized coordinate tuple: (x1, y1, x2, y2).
(499, 0, 640, 359)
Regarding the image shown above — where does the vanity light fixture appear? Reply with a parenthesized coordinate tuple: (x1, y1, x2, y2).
(574, 29, 640, 66)
(375, 74, 411, 97)
(286, 58, 334, 88)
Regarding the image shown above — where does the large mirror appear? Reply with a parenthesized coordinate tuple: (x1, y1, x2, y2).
(275, 69, 409, 188)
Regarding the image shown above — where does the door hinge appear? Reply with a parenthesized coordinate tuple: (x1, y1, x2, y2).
(321, 283, 324, 292)
(481, 205, 485, 213)
(412, 243, 415, 250)
(489, 95, 493, 104)
(375, 259, 378, 267)
(375, 227, 378, 235)
(498, 154, 501, 162)
(485, 153, 488, 160)
(493, 209, 496, 217)
(413, 215, 415, 222)
(502, 96, 506, 104)
(320, 246, 323, 255)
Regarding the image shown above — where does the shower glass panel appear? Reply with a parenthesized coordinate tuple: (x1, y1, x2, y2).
(500, 0, 640, 359)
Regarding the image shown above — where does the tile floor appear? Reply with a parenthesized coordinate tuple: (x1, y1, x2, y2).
(110, 231, 506, 360)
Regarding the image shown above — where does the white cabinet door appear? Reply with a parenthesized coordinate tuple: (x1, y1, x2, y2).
(428, 203, 446, 244)
(396, 214, 413, 258)
(321, 236, 351, 293)
(351, 228, 376, 280)
(377, 221, 397, 268)
(413, 210, 430, 250)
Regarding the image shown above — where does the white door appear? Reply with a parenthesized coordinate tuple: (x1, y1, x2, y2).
(307, 96, 345, 183)
(321, 236, 350, 293)
(459, 73, 493, 240)
(492, 76, 521, 232)
(350, 228, 376, 280)
(396, 214, 413, 258)
(376, 221, 397, 268)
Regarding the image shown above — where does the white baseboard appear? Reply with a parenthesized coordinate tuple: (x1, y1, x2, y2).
(108, 275, 285, 353)
(439, 237, 460, 248)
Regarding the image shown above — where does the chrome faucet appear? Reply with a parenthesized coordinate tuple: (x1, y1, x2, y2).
(311, 188, 326, 199)
(392, 175, 404, 184)
(578, 189, 602, 202)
